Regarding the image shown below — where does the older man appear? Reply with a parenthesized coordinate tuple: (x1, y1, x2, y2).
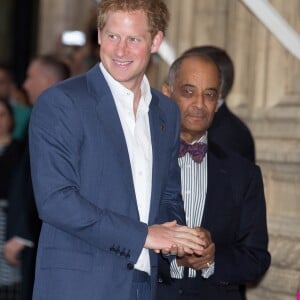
(157, 52, 270, 300)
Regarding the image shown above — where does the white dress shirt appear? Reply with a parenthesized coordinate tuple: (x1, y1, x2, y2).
(100, 63, 152, 274)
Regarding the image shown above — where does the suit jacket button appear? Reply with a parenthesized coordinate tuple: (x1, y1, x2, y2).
(127, 263, 134, 270)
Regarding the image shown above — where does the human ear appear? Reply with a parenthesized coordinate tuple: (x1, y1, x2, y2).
(97, 29, 101, 45)
(151, 31, 163, 53)
(161, 82, 171, 97)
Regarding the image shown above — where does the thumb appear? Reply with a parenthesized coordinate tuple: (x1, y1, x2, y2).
(161, 220, 177, 227)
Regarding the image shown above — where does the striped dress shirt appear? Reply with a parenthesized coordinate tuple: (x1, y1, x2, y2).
(170, 133, 214, 279)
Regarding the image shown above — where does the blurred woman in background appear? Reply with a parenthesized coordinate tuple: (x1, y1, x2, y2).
(0, 98, 23, 299)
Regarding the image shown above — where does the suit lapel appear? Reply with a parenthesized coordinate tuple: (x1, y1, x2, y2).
(148, 92, 166, 223)
(86, 65, 137, 205)
(201, 144, 229, 229)
(86, 68, 167, 223)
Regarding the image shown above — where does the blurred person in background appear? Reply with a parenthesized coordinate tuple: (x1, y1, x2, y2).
(0, 98, 23, 298)
(4, 55, 71, 300)
(0, 65, 13, 101)
(57, 28, 99, 75)
(0, 64, 31, 144)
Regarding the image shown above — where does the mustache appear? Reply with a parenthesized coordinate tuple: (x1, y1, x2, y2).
(185, 107, 208, 118)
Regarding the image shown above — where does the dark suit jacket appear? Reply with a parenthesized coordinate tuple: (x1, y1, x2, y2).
(208, 102, 255, 163)
(157, 141, 271, 300)
(29, 64, 186, 300)
(6, 140, 41, 300)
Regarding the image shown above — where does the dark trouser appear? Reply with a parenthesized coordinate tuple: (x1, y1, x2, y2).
(130, 270, 151, 300)
(157, 275, 242, 300)
(20, 246, 37, 300)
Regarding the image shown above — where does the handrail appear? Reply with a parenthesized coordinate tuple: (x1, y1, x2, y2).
(241, 0, 300, 60)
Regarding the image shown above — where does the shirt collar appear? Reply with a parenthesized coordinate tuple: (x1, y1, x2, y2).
(191, 132, 208, 145)
(99, 62, 152, 108)
(217, 98, 224, 109)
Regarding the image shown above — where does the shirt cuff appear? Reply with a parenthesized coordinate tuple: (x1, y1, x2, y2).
(201, 262, 215, 278)
(15, 236, 34, 248)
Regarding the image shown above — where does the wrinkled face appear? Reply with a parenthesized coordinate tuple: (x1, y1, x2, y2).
(98, 9, 163, 93)
(165, 57, 220, 143)
(23, 61, 50, 105)
(0, 102, 13, 135)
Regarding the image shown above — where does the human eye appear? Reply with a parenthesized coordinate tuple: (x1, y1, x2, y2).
(181, 86, 194, 98)
(204, 90, 218, 101)
(107, 33, 118, 41)
(128, 36, 140, 43)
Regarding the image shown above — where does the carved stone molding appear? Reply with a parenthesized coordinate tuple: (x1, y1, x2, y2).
(269, 234, 300, 270)
(254, 266, 300, 296)
(268, 215, 300, 241)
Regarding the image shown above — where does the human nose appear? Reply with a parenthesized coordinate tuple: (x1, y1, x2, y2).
(116, 40, 127, 57)
(194, 93, 205, 108)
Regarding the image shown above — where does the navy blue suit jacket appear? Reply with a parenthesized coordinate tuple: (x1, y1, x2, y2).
(157, 141, 270, 300)
(29, 65, 185, 300)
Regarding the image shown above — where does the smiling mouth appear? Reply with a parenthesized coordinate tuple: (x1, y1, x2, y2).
(113, 60, 132, 67)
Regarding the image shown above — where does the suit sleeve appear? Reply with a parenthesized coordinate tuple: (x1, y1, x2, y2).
(29, 87, 147, 263)
(157, 102, 186, 226)
(211, 165, 271, 284)
(6, 144, 39, 243)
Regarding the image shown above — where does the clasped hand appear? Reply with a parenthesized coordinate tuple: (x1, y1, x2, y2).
(145, 220, 211, 257)
(176, 227, 215, 270)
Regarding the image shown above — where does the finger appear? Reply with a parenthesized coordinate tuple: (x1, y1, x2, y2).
(169, 244, 179, 256)
(161, 248, 171, 255)
(173, 227, 204, 242)
(201, 243, 215, 256)
(176, 245, 185, 258)
(194, 227, 212, 243)
(175, 226, 200, 236)
(172, 232, 206, 250)
(181, 246, 196, 255)
(193, 249, 205, 256)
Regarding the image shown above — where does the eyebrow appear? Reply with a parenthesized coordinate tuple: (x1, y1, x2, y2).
(180, 83, 196, 89)
(205, 87, 219, 92)
(180, 84, 218, 92)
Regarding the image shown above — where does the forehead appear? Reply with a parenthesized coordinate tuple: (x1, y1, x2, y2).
(28, 60, 42, 73)
(103, 9, 149, 32)
(177, 56, 220, 85)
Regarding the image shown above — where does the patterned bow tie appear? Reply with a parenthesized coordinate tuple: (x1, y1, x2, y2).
(179, 140, 208, 163)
